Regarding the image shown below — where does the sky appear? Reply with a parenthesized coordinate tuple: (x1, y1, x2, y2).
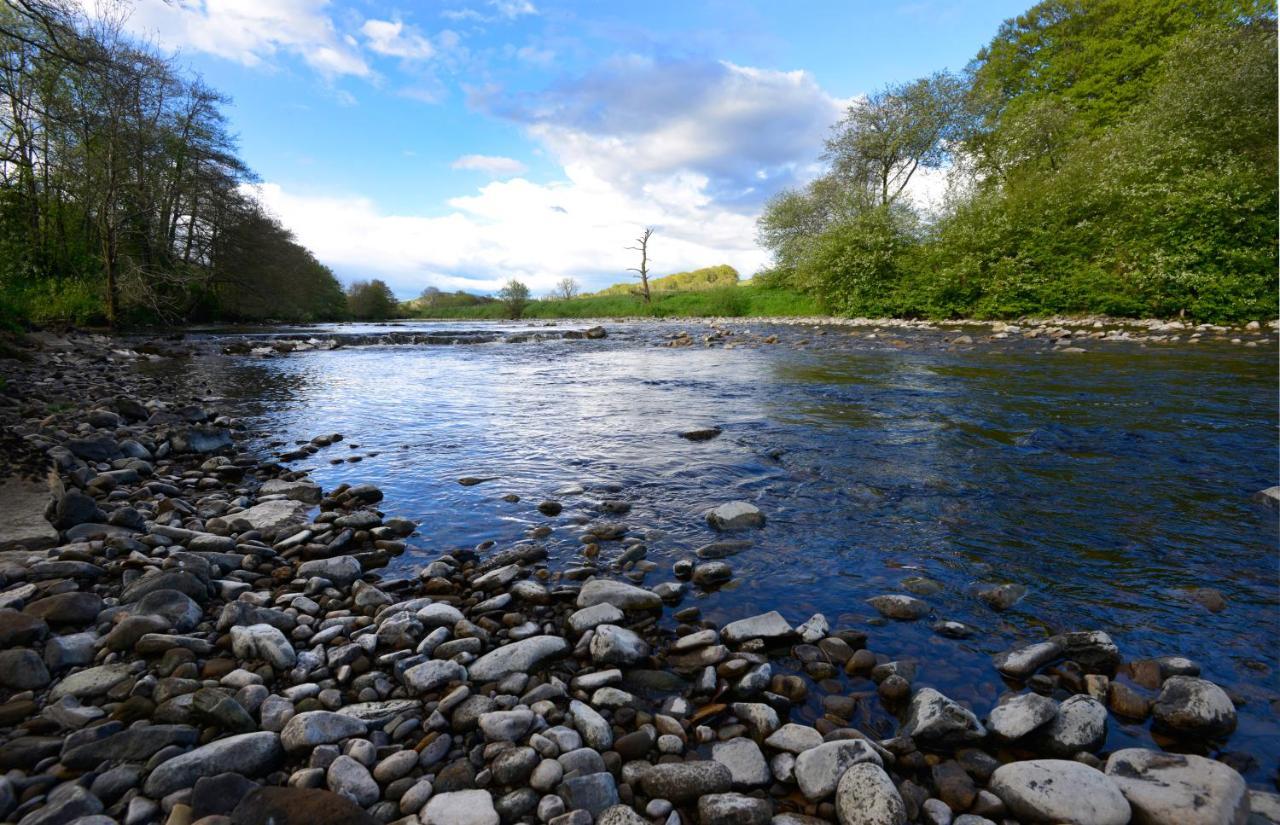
(118, 0, 1030, 298)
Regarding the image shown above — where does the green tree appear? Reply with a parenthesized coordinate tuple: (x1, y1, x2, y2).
(346, 279, 398, 320)
(497, 278, 530, 319)
(0, 0, 343, 326)
(825, 72, 968, 208)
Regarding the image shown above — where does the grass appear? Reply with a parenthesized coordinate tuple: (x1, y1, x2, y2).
(413, 284, 822, 320)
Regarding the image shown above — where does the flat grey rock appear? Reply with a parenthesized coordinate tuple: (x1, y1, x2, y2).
(0, 480, 57, 551)
(281, 711, 367, 752)
(469, 635, 569, 681)
(721, 611, 794, 644)
(575, 579, 661, 611)
(1105, 748, 1247, 825)
(988, 693, 1058, 741)
(794, 740, 882, 800)
(143, 731, 282, 796)
(989, 759, 1130, 825)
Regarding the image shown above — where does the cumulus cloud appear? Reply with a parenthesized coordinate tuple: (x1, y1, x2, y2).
(451, 155, 529, 176)
(361, 19, 435, 60)
(125, 0, 371, 77)
(481, 58, 848, 209)
(252, 167, 768, 297)
(251, 56, 853, 296)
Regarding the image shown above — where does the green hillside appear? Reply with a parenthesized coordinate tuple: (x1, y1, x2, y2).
(595, 265, 739, 296)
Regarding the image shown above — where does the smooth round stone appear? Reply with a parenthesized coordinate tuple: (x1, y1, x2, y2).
(989, 759, 1130, 825)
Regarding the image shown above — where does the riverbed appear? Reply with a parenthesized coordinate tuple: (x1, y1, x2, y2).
(171, 318, 1279, 785)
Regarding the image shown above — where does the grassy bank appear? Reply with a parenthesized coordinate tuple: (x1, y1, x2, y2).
(413, 285, 821, 320)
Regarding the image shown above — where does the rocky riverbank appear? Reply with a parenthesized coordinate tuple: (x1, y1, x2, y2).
(0, 329, 1276, 825)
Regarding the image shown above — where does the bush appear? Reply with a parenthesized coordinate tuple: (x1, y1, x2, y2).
(795, 207, 915, 317)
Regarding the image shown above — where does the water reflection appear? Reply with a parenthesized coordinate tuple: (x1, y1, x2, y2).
(203, 324, 1277, 785)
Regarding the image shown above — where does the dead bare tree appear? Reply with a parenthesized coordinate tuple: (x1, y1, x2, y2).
(627, 227, 654, 304)
(553, 277, 579, 301)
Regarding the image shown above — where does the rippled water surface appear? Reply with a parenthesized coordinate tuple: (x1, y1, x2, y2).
(188, 320, 1278, 784)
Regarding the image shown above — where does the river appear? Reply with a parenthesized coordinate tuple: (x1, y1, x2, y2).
(171, 318, 1279, 786)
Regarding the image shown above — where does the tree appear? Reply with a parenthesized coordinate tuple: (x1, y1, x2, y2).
(346, 279, 397, 320)
(825, 72, 968, 208)
(497, 278, 529, 319)
(417, 286, 441, 307)
(626, 227, 654, 303)
(0, 0, 341, 326)
(552, 277, 579, 301)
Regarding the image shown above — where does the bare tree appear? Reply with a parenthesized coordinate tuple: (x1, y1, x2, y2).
(626, 227, 654, 304)
(552, 277, 580, 301)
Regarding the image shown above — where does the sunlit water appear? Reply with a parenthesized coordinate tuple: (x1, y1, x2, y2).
(172, 320, 1278, 785)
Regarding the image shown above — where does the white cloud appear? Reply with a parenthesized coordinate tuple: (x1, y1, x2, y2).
(491, 0, 538, 18)
(481, 58, 848, 208)
(251, 58, 850, 297)
(451, 154, 528, 176)
(125, 0, 371, 77)
(442, 0, 537, 23)
(252, 167, 768, 297)
(361, 19, 435, 60)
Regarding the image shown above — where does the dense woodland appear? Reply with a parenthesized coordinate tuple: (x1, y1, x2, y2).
(757, 0, 1278, 322)
(0, 0, 346, 326)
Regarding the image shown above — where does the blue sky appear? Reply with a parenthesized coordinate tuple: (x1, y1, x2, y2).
(126, 0, 1029, 297)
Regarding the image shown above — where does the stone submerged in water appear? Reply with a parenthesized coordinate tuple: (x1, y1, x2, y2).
(692, 561, 733, 587)
(990, 759, 1130, 825)
(705, 501, 765, 530)
(976, 582, 1027, 611)
(1151, 675, 1237, 738)
(1105, 748, 1248, 825)
(866, 594, 929, 621)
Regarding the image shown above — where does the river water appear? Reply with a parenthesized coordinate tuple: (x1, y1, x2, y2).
(181, 319, 1278, 786)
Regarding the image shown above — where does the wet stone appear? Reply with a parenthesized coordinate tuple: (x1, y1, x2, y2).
(639, 761, 732, 802)
(698, 793, 772, 825)
(1151, 675, 1237, 738)
(1105, 748, 1247, 825)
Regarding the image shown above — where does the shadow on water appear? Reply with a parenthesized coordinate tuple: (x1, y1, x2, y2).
(180, 323, 1278, 785)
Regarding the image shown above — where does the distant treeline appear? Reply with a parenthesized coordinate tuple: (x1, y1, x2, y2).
(757, 0, 1278, 322)
(0, 0, 346, 327)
